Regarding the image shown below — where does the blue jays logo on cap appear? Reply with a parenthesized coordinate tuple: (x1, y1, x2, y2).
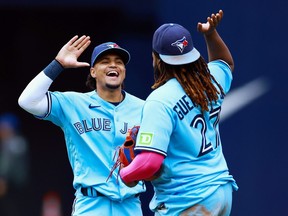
(171, 36, 188, 53)
(91, 42, 130, 66)
(107, 43, 120, 49)
(152, 23, 200, 65)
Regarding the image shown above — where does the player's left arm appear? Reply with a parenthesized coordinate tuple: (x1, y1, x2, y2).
(120, 151, 164, 184)
(197, 10, 234, 72)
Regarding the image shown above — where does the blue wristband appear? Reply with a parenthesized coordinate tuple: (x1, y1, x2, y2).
(43, 59, 64, 80)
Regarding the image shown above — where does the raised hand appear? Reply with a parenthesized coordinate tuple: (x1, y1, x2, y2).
(55, 35, 91, 68)
(197, 10, 224, 35)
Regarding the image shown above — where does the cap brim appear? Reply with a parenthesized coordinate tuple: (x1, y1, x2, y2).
(92, 48, 130, 66)
(159, 48, 200, 65)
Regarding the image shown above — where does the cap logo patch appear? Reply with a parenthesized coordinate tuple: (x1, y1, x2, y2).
(171, 36, 188, 53)
(107, 43, 119, 48)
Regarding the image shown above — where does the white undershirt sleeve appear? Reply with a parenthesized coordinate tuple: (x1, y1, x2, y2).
(18, 71, 53, 117)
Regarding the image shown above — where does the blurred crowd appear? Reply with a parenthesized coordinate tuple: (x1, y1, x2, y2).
(0, 112, 30, 216)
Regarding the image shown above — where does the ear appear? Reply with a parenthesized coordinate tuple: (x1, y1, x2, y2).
(90, 67, 96, 78)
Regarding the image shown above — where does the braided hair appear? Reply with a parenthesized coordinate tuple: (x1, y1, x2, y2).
(152, 51, 224, 112)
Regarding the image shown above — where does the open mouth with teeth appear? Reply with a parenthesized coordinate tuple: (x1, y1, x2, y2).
(106, 71, 119, 77)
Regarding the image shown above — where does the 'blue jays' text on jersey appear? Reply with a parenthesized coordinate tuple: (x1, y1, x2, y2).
(41, 90, 146, 201)
(134, 60, 238, 214)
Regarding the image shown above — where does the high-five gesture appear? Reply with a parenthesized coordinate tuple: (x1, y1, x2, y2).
(18, 32, 146, 216)
(197, 10, 224, 35)
(55, 35, 91, 68)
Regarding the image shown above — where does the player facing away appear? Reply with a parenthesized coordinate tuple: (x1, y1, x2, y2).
(120, 10, 238, 216)
(18, 36, 146, 216)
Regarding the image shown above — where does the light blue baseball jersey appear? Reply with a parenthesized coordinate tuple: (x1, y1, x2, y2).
(134, 60, 238, 215)
(42, 90, 146, 201)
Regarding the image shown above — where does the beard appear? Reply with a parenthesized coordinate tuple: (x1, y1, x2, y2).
(106, 83, 121, 89)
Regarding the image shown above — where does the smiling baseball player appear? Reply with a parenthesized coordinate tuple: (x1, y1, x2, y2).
(18, 36, 146, 216)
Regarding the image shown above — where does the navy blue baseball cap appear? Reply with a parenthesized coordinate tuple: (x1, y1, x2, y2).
(152, 23, 200, 65)
(91, 42, 130, 66)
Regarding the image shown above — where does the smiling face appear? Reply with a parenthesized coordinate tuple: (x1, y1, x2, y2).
(90, 52, 126, 91)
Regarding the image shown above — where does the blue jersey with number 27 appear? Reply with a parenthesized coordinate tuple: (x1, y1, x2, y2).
(134, 60, 238, 214)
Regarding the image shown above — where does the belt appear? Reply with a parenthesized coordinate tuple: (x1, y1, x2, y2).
(81, 187, 105, 197)
(81, 187, 140, 198)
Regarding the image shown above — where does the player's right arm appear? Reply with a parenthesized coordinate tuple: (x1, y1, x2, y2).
(18, 72, 54, 117)
(18, 35, 91, 116)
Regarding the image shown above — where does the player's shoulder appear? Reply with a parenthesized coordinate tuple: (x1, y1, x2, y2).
(208, 60, 232, 77)
(49, 90, 94, 102)
(147, 78, 181, 101)
(208, 60, 233, 93)
(123, 91, 145, 104)
(208, 59, 231, 68)
(52, 90, 92, 96)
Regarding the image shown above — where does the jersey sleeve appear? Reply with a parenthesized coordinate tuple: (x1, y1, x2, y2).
(41, 91, 67, 127)
(208, 60, 233, 94)
(134, 100, 173, 157)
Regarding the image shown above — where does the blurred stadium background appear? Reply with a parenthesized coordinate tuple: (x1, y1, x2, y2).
(0, 0, 287, 215)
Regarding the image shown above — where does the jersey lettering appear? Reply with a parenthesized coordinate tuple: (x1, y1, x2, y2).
(92, 118, 102, 130)
(74, 122, 84, 134)
(83, 119, 93, 132)
(120, 122, 128, 134)
(190, 106, 221, 157)
(173, 95, 195, 120)
(73, 118, 127, 135)
(210, 107, 221, 148)
(103, 119, 111, 131)
(191, 114, 213, 157)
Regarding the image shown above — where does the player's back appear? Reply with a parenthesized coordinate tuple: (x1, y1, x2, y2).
(137, 76, 237, 212)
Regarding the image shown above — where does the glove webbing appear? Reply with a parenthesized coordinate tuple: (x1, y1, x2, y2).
(106, 146, 122, 182)
(106, 126, 139, 182)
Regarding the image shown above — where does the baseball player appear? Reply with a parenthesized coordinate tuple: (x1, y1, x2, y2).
(18, 35, 146, 216)
(120, 10, 238, 215)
